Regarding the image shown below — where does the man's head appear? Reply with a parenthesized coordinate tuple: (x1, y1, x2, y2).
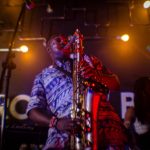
(46, 34, 71, 60)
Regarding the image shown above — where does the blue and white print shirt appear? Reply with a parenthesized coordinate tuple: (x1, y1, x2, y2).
(26, 60, 73, 149)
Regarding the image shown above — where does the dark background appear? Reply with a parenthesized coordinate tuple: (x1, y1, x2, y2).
(0, 0, 150, 149)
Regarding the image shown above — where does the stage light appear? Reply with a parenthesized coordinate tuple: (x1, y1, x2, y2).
(46, 4, 53, 13)
(143, 1, 150, 9)
(0, 45, 30, 53)
(116, 34, 130, 42)
(19, 45, 29, 53)
(120, 34, 129, 42)
(0, 46, 28, 53)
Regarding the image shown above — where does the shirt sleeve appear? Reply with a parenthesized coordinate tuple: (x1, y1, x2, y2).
(26, 73, 47, 115)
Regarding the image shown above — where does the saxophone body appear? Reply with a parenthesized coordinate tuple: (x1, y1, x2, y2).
(71, 29, 108, 150)
(71, 29, 84, 149)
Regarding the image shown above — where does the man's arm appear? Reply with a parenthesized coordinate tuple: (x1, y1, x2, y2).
(28, 108, 77, 131)
(27, 108, 51, 127)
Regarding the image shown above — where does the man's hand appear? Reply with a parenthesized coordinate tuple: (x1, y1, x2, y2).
(56, 118, 75, 131)
(56, 118, 81, 133)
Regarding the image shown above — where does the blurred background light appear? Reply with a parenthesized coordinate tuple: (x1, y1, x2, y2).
(116, 34, 130, 42)
(0, 45, 29, 53)
(143, 0, 150, 9)
(120, 34, 130, 42)
(19, 45, 29, 53)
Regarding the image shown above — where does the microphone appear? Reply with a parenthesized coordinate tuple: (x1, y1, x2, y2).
(63, 35, 76, 50)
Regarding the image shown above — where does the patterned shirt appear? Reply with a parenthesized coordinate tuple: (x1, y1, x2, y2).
(26, 59, 73, 149)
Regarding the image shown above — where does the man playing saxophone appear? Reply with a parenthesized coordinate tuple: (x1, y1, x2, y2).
(26, 30, 129, 150)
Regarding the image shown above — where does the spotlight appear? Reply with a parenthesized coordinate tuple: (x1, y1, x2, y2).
(116, 34, 130, 42)
(121, 34, 130, 42)
(143, 1, 150, 9)
(0, 46, 29, 53)
(46, 4, 53, 13)
(19, 45, 29, 53)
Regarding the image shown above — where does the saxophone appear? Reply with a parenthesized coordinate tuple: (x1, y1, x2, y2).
(71, 29, 84, 150)
(71, 29, 108, 150)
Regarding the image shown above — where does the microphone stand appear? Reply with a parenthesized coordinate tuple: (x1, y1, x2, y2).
(0, 3, 26, 150)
